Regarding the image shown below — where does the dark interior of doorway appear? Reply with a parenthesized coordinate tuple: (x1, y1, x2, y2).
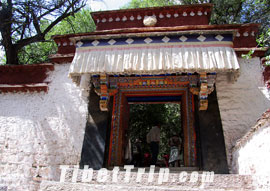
(124, 100, 183, 168)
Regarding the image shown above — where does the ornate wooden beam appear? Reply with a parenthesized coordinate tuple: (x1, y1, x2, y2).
(92, 74, 216, 111)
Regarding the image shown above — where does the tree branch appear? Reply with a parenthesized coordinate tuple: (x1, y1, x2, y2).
(31, 10, 42, 35)
(37, 1, 66, 20)
(16, 0, 85, 49)
(43, 4, 84, 34)
(65, 17, 76, 33)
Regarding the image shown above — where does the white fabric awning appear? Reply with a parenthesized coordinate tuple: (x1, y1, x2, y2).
(69, 34, 239, 81)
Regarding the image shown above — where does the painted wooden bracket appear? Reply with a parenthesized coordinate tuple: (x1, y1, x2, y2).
(92, 75, 119, 111)
(199, 73, 208, 110)
(99, 74, 109, 111)
(189, 73, 216, 111)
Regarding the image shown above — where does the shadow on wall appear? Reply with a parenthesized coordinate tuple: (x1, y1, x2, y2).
(80, 87, 110, 170)
(195, 89, 229, 174)
(0, 64, 88, 188)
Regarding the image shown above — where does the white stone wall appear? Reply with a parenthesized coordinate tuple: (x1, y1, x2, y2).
(216, 57, 270, 172)
(232, 122, 270, 175)
(0, 64, 89, 191)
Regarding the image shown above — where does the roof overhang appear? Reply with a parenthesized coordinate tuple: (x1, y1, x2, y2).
(68, 31, 239, 83)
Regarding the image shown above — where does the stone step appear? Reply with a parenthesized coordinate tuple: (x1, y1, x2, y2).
(39, 169, 264, 191)
(39, 180, 252, 191)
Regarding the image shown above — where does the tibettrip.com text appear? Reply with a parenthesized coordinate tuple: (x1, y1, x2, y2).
(59, 165, 214, 185)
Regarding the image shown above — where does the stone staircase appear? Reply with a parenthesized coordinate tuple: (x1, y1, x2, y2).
(38, 168, 270, 191)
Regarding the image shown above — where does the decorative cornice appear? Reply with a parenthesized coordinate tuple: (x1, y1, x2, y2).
(75, 33, 233, 48)
(49, 53, 75, 64)
(91, 4, 213, 30)
(52, 24, 260, 55)
(0, 83, 49, 93)
(94, 10, 210, 24)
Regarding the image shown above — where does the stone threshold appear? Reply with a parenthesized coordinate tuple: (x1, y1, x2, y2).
(39, 174, 264, 191)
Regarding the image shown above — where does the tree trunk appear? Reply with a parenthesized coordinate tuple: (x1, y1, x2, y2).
(0, 0, 18, 65)
(1, 26, 19, 65)
(5, 45, 19, 65)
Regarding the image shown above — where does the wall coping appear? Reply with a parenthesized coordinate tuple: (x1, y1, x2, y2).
(0, 63, 54, 93)
(232, 109, 270, 152)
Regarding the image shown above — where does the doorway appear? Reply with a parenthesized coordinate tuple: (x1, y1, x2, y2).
(107, 86, 197, 167)
(124, 102, 183, 167)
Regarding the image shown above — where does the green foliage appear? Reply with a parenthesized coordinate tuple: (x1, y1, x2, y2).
(241, 0, 270, 49)
(265, 56, 270, 66)
(0, 45, 6, 65)
(128, 103, 182, 158)
(48, 9, 96, 35)
(18, 9, 96, 64)
(18, 41, 57, 65)
(256, 28, 270, 48)
(181, 0, 244, 24)
(241, 0, 270, 32)
(0, 56, 6, 65)
(0, 0, 86, 65)
(241, 49, 254, 60)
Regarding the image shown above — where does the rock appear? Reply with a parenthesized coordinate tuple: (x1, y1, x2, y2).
(143, 16, 157, 27)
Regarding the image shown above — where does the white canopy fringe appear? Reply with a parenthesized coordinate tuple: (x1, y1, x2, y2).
(69, 46, 239, 82)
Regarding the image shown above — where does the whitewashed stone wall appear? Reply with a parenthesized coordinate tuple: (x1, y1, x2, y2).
(216, 57, 270, 172)
(0, 64, 89, 191)
(232, 115, 270, 175)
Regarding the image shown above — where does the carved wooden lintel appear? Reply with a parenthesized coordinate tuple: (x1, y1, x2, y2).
(93, 73, 216, 111)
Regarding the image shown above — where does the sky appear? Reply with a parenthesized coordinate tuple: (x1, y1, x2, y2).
(88, 0, 132, 11)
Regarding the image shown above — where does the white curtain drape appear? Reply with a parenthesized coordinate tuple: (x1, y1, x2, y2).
(69, 46, 239, 81)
